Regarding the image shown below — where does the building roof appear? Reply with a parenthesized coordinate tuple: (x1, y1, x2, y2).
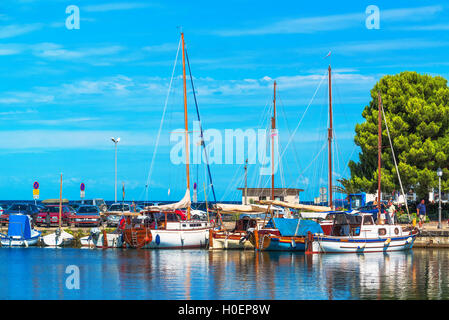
(237, 188, 304, 197)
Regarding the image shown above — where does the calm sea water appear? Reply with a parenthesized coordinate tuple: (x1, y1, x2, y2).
(1, 247, 448, 300)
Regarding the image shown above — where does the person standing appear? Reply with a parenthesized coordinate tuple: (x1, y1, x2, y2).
(387, 199, 396, 224)
(417, 199, 427, 225)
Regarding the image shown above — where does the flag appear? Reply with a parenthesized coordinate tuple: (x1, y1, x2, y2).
(324, 51, 331, 59)
(193, 182, 197, 203)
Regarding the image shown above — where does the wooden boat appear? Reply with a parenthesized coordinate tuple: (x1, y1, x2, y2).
(209, 215, 259, 250)
(252, 217, 324, 251)
(42, 174, 74, 247)
(309, 211, 418, 253)
(122, 210, 210, 249)
(309, 92, 419, 253)
(123, 32, 215, 249)
(0, 214, 40, 247)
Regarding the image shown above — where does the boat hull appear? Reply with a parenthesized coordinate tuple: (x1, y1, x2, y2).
(259, 235, 306, 251)
(0, 235, 39, 247)
(311, 234, 417, 253)
(145, 228, 209, 249)
(209, 232, 254, 250)
(80, 232, 124, 248)
(42, 230, 74, 247)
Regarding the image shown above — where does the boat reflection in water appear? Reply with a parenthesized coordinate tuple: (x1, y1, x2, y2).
(4, 248, 449, 299)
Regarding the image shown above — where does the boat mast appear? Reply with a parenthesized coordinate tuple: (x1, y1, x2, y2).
(328, 65, 333, 209)
(271, 81, 276, 201)
(181, 32, 191, 220)
(377, 92, 382, 223)
(58, 173, 62, 230)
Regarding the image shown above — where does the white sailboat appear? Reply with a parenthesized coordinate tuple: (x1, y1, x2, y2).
(122, 32, 211, 249)
(42, 174, 75, 247)
(309, 92, 419, 253)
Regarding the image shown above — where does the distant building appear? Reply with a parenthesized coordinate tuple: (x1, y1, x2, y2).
(237, 188, 304, 205)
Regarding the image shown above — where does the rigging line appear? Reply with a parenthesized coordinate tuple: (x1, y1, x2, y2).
(278, 92, 303, 186)
(258, 71, 328, 192)
(143, 37, 181, 198)
(185, 48, 217, 203)
(341, 144, 357, 179)
(381, 102, 410, 218)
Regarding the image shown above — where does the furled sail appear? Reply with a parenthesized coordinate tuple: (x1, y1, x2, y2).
(258, 200, 331, 212)
(213, 203, 271, 213)
(145, 189, 191, 211)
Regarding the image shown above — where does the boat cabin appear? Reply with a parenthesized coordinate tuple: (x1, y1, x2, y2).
(125, 211, 208, 230)
(324, 212, 404, 238)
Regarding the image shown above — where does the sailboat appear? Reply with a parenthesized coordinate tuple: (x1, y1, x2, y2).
(309, 92, 419, 253)
(122, 32, 211, 249)
(42, 174, 75, 247)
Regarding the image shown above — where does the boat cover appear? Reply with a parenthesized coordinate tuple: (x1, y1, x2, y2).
(145, 189, 191, 211)
(8, 215, 31, 238)
(265, 218, 323, 236)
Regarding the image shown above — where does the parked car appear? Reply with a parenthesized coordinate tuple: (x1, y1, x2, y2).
(106, 214, 122, 227)
(0, 203, 41, 225)
(108, 203, 131, 212)
(35, 205, 71, 227)
(69, 205, 102, 227)
(72, 199, 107, 213)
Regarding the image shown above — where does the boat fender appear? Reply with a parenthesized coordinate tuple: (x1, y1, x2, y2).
(357, 243, 366, 249)
(291, 239, 296, 248)
(406, 237, 413, 244)
(384, 238, 391, 246)
(155, 234, 160, 245)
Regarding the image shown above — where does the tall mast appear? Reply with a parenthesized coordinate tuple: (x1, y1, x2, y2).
(244, 159, 248, 205)
(59, 173, 62, 230)
(181, 32, 191, 219)
(271, 81, 276, 201)
(377, 92, 382, 223)
(328, 65, 333, 209)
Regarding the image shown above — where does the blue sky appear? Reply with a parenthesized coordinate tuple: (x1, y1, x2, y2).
(0, 0, 448, 202)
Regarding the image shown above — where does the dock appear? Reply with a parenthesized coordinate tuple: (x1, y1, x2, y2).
(412, 221, 449, 248)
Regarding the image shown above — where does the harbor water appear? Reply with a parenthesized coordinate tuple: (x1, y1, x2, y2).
(1, 248, 449, 300)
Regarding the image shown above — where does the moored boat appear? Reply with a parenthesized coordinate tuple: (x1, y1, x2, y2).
(122, 208, 210, 249)
(80, 227, 124, 248)
(310, 211, 418, 253)
(42, 174, 75, 247)
(0, 214, 40, 247)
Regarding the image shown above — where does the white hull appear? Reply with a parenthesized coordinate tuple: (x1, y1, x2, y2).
(209, 238, 254, 250)
(0, 234, 39, 247)
(80, 232, 123, 248)
(42, 230, 74, 247)
(312, 235, 416, 253)
(144, 228, 209, 249)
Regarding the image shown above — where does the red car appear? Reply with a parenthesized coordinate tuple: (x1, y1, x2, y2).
(35, 205, 71, 227)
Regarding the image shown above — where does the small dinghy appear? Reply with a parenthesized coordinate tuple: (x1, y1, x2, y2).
(0, 214, 41, 247)
(80, 227, 124, 248)
(42, 228, 74, 247)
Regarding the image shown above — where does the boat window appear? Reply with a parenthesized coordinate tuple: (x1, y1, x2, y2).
(378, 228, 387, 236)
(166, 213, 179, 222)
(363, 215, 374, 225)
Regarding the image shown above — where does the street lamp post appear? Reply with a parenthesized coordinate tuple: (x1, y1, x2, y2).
(437, 167, 443, 229)
(111, 137, 120, 203)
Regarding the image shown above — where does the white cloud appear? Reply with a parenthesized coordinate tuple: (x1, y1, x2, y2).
(0, 130, 155, 149)
(0, 23, 43, 39)
(212, 5, 443, 36)
(84, 2, 151, 12)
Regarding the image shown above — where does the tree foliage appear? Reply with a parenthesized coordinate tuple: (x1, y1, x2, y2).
(348, 71, 449, 200)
